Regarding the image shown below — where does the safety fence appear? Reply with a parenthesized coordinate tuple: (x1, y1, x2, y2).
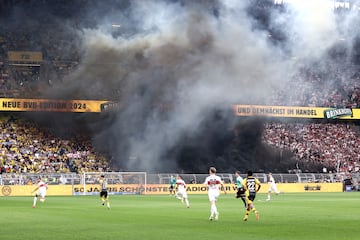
(0, 172, 350, 186)
(0, 172, 357, 197)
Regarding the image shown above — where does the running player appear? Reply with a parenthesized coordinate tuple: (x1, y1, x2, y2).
(204, 167, 226, 221)
(267, 172, 280, 201)
(242, 170, 261, 221)
(175, 175, 190, 208)
(32, 177, 48, 208)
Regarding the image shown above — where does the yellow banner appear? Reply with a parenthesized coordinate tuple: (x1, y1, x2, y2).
(73, 183, 343, 195)
(8, 51, 43, 62)
(73, 184, 170, 195)
(233, 105, 360, 119)
(0, 183, 342, 197)
(1, 185, 72, 196)
(0, 98, 109, 113)
(72, 184, 237, 195)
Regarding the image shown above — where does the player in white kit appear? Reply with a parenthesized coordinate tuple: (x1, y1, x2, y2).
(175, 175, 190, 208)
(204, 167, 226, 221)
(32, 177, 48, 208)
(267, 173, 280, 201)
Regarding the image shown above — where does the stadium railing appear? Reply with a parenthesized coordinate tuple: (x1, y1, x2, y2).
(0, 172, 354, 186)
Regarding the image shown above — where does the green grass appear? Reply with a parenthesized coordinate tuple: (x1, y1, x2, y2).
(0, 192, 359, 240)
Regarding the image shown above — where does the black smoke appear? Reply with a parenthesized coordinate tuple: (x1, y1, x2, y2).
(3, 1, 359, 173)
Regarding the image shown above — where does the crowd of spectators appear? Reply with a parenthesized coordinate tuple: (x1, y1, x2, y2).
(0, 24, 80, 98)
(0, 1, 82, 98)
(263, 122, 360, 173)
(268, 63, 360, 108)
(0, 116, 109, 175)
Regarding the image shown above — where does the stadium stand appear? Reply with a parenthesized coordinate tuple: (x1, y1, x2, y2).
(0, 0, 359, 178)
(0, 116, 109, 174)
(263, 122, 360, 173)
(267, 63, 360, 108)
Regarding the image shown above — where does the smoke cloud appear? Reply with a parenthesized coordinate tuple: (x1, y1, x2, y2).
(61, 0, 288, 172)
(3, 0, 359, 172)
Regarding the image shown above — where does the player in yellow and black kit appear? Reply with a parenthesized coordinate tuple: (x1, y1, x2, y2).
(242, 170, 261, 221)
(99, 175, 110, 209)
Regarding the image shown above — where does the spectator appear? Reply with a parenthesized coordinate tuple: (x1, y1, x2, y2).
(0, 116, 109, 174)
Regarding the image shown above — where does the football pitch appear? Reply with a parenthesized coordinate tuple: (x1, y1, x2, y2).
(0, 192, 359, 240)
